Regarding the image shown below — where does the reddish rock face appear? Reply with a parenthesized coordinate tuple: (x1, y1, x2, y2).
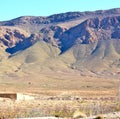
(0, 27, 41, 54)
(59, 16, 120, 51)
(0, 27, 29, 48)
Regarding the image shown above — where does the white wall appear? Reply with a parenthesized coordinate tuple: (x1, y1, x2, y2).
(17, 93, 34, 101)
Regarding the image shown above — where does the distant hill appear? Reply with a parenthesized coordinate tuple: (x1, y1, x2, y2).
(0, 8, 120, 79)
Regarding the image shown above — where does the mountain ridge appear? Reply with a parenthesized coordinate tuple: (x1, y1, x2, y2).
(1, 8, 120, 23)
(0, 8, 120, 79)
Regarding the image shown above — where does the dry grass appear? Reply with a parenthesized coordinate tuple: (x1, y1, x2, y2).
(0, 98, 119, 118)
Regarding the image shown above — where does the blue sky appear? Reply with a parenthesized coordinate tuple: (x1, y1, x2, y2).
(0, 0, 120, 21)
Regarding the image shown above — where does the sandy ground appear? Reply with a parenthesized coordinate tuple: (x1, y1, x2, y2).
(0, 71, 119, 118)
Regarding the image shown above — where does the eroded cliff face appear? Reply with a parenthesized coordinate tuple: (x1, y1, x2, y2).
(0, 26, 29, 48)
(59, 16, 120, 51)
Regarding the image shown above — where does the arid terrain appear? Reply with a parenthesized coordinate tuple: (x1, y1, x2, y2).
(0, 8, 120, 118)
(0, 70, 119, 118)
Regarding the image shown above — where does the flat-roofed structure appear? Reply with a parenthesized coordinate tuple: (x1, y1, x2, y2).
(0, 93, 34, 101)
(0, 93, 17, 100)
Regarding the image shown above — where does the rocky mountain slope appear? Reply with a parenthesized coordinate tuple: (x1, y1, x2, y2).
(0, 8, 120, 79)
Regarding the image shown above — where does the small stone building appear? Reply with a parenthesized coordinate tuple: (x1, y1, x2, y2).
(0, 93, 34, 101)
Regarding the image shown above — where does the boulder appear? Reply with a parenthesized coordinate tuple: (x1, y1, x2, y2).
(73, 110, 87, 119)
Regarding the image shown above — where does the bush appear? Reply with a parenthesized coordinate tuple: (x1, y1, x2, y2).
(95, 115, 104, 119)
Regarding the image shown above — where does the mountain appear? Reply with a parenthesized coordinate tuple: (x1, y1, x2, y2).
(0, 8, 120, 80)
